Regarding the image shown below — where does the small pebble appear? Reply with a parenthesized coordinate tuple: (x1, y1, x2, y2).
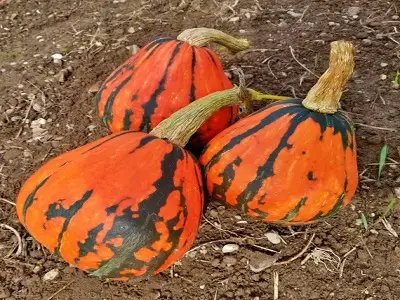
(43, 269, 59, 281)
(229, 17, 240, 22)
(222, 256, 237, 266)
(127, 27, 135, 34)
(88, 82, 101, 94)
(394, 187, 400, 199)
(380, 62, 388, 67)
(209, 209, 218, 218)
(380, 74, 387, 80)
(362, 39, 372, 46)
(347, 6, 361, 16)
(199, 285, 205, 290)
(249, 252, 277, 272)
(222, 244, 239, 254)
(265, 232, 281, 244)
(287, 11, 302, 18)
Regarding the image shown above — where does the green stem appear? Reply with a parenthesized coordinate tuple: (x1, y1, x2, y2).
(150, 86, 287, 147)
(177, 28, 249, 53)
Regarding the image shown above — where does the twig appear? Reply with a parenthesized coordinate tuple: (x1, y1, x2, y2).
(0, 224, 22, 257)
(359, 236, 373, 258)
(203, 217, 239, 237)
(267, 59, 278, 79)
(273, 271, 279, 299)
(298, 5, 311, 23)
(15, 93, 36, 139)
(0, 198, 16, 206)
(354, 123, 397, 132)
(186, 237, 279, 256)
(46, 280, 75, 300)
(339, 247, 357, 278)
(274, 233, 316, 265)
(214, 287, 218, 300)
(250, 244, 280, 254)
(339, 257, 348, 278)
(26, 80, 46, 104)
(289, 46, 319, 78)
(388, 36, 400, 45)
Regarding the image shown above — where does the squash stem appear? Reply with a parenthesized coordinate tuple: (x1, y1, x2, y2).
(150, 84, 289, 147)
(302, 41, 355, 114)
(248, 89, 291, 101)
(150, 87, 248, 147)
(177, 28, 249, 53)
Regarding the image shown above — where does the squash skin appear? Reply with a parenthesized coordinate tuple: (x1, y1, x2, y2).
(95, 37, 237, 149)
(200, 99, 358, 224)
(16, 131, 203, 280)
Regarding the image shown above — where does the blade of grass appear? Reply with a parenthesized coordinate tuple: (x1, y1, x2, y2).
(360, 213, 368, 230)
(378, 145, 388, 180)
(392, 71, 400, 86)
(373, 198, 397, 226)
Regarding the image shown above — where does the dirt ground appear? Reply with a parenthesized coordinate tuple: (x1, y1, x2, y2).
(1, 0, 400, 299)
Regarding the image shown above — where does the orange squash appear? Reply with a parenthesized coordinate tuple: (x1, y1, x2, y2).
(95, 28, 249, 150)
(200, 41, 358, 224)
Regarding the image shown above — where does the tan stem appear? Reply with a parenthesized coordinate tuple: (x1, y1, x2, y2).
(177, 28, 249, 53)
(302, 41, 355, 114)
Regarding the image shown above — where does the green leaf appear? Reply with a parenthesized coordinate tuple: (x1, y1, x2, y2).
(392, 71, 400, 85)
(378, 145, 388, 180)
(373, 198, 397, 226)
(360, 213, 368, 230)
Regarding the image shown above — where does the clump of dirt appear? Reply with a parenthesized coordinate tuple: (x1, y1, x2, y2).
(1, 0, 399, 299)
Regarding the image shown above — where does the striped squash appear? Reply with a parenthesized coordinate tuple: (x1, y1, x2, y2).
(16, 131, 204, 280)
(95, 28, 249, 150)
(200, 41, 359, 224)
(16, 85, 277, 280)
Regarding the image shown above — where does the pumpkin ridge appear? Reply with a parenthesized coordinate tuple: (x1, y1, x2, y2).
(83, 131, 136, 154)
(91, 144, 189, 278)
(310, 175, 348, 221)
(143, 37, 175, 51)
(128, 135, 156, 153)
(139, 42, 184, 132)
(102, 74, 133, 127)
(204, 48, 218, 67)
(278, 196, 308, 223)
(95, 39, 170, 121)
(47, 190, 94, 255)
(204, 103, 303, 173)
(189, 47, 197, 102)
(211, 157, 242, 204)
(123, 109, 133, 130)
(22, 176, 50, 224)
(237, 110, 311, 211)
(76, 223, 104, 260)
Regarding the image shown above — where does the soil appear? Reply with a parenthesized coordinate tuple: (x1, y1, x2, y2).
(1, 0, 400, 299)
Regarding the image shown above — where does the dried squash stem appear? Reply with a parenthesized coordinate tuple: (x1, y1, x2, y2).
(177, 28, 249, 53)
(302, 41, 355, 114)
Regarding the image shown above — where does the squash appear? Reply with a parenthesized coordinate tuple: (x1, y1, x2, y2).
(95, 28, 249, 150)
(200, 41, 358, 225)
(16, 82, 277, 280)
